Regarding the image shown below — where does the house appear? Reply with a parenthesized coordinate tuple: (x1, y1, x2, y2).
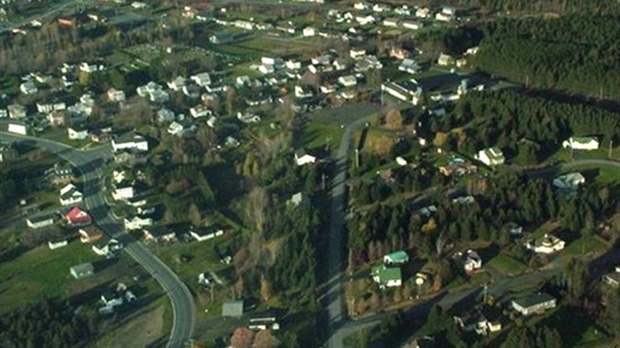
(372, 3, 391, 12)
(294, 149, 316, 166)
(112, 184, 134, 200)
(338, 75, 357, 87)
(92, 237, 122, 256)
(189, 225, 224, 242)
(47, 110, 67, 126)
(59, 183, 83, 205)
(381, 80, 423, 105)
(456, 249, 482, 272)
(259, 64, 275, 75)
(27, 214, 57, 229)
(435, 12, 453, 22)
(100, 291, 124, 308)
(46, 164, 75, 186)
(452, 195, 476, 205)
(8, 120, 27, 135)
(143, 226, 176, 243)
(355, 15, 375, 26)
(333, 59, 348, 71)
(384, 250, 409, 265)
(70, 262, 95, 279)
(190, 72, 211, 87)
(511, 293, 557, 315)
(454, 307, 502, 335)
(439, 163, 477, 177)
(107, 88, 126, 102)
(79, 226, 103, 243)
(222, 300, 244, 317)
(287, 192, 310, 207)
(303, 27, 316, 37)
(526, 234, 565, 254)
(249, 314, 280, 331)
(48, 238, 69, 250)
(168, 121, 185, 136)
(553, 172, 585, 191)
(402, 20, 422, 30)
(124, 215, 153, 230)
(562, 136, 599, 150)
(399, 59, 421, 74)
(476, 147, 505, 166)
(602, 266, 620, 287)
(20, 80, 38, 95)
(7, 104, 27, 118)
(504, 222, 523, 236)
(371, 265, 402, 288)
(237, 112, 261, 124)
(437, 53, 455, 66)
(167, 76, 187, 91)
(65, 207, 92, 226)
(67, 126, 89, 140)
(111, 132, 148, 152)
(294, 85, 313, 99)
(157, 108, 176, 123)
(37, 101, 66, 113)
(320, 84, 337, 94)
(382, 18, 399, 27)
(353, 2, 367, 10)
(360, 56, 382, 70)
(190, 105, 213, 118)
(350, 48, 366, 60)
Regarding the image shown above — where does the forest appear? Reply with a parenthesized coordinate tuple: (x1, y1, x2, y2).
(442, 0, 620, 13)
(427, 89, 620, 163)
(0, 300, 99, 348)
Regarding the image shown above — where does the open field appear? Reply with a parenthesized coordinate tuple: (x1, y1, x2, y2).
(487, 252, 528, 275)
(563, 234, 609, 257)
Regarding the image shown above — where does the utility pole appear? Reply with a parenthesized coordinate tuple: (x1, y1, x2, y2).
(355, 149, 360, 168)
(609, 140, 613, 159)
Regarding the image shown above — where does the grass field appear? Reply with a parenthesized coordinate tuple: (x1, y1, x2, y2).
(299, 121, 345, 150)
(488, 252, 528, 275)
(563, 234, 609, 257)
(0, 240, 99, 313)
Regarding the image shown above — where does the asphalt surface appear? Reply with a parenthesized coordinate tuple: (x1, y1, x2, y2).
(0, 131, 195, 348)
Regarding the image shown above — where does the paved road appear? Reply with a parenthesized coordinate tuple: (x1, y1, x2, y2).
(0, 131, 195, 348)
(324, 116, 373, 348)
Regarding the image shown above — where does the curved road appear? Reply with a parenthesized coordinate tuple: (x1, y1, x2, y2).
(0, 131, 195, 348)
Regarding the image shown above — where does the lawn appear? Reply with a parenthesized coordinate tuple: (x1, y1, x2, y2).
(563, 234, 609, 257)
(551, 146, 620, 163)
(488, 252, 528, 275)
(299, 121, 345, 151)
(0, 240, 99, 313)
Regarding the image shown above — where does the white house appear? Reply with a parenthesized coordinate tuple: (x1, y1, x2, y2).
(338, 75, 357, 87)
(511, 293, 557, 315)
(353, 2, 367, 10)
(107, 88, 126, 102)
(190, 72, 211, 87)
(526, 234, 565, 254)
(398, 59, 421, 74)
(7, 104, 27, 118)
(258, 64, 275, 74)
(59, 184, 83, 206)
(382, 18, 399, 27)
(476, 147, 505, 166)
(355, 15, 375, 25)
(189, 226, 225, 242)
(460, 249, 482, 272)
(295, 149, 316, 166)
(68, 127, 89, 140)
(48, 239, 69, 250)
(402, 20, 422, 30)
(112, 185, 135, 200)
(553, 172, 586, 191)
(124, 216, 153, 230)
(437, 53, 455, 66)
(381, 81, 423, 105)
(111, 133, 149, 152)
(20, 81, 38, 95)
(7, 121, 27, 135)
(27, 214, 56, 229)
(167, 121, 185, 136)
(562, 137, 599, 150)
(92, 238, 122, 256)
(295, 85, 313, 99)
(350, 48, 366, 60)
(302, 27, 316, 37)
(190, 105, 213, 118)
(416, 7, 431, 18)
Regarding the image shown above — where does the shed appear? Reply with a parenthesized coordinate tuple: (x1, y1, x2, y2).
(222, 300, 244, 317)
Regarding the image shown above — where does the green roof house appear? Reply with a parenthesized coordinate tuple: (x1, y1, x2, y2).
(371, 265, 402, 288)
(383, 250, 409, 265)
(476, 147, 505, 166)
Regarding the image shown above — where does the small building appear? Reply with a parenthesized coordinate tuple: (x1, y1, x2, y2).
(68, 126, 89, 140)
(20, 80, 38, 95)
(46, 164, 75, 186)
(476, 147, 505, 166)
(222, 300, 244, 317)
(111, 132, 148, 153)
(456, 249, 482, 272)
(112, 184, 135, 200)
(79, 226, 103, 244)
(70, 262, 95, 279)
(124, 215, 153, 230)
(287, 192, 310, 207)
(302, 27, 316, 37)
(294, 149, 317, 166)
(384, 250, 409, 265)
(65, 207, 92, 226)
(143, 226, 176, 243)
(398, 59, 421, 74)
(190, 72, 211, 87)
(511, 293, 557, 315)
(562, 136, 599, 150)
(402, 20, 422, 30)
(107, 88, 126, 102)
(59, 183, 83, 206)
(381, 80, 423, 105)
(27, 214, 57, 229)
(371, 265, 402, 288)
(7, 104, 27, 119)
(526, 234, 565, 254)
(338, 75, 358, 87)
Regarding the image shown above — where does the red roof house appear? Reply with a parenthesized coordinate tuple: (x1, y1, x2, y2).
(65, 207, 92, 226)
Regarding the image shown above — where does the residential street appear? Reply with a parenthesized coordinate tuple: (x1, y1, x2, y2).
(0, 131, 195, 348)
